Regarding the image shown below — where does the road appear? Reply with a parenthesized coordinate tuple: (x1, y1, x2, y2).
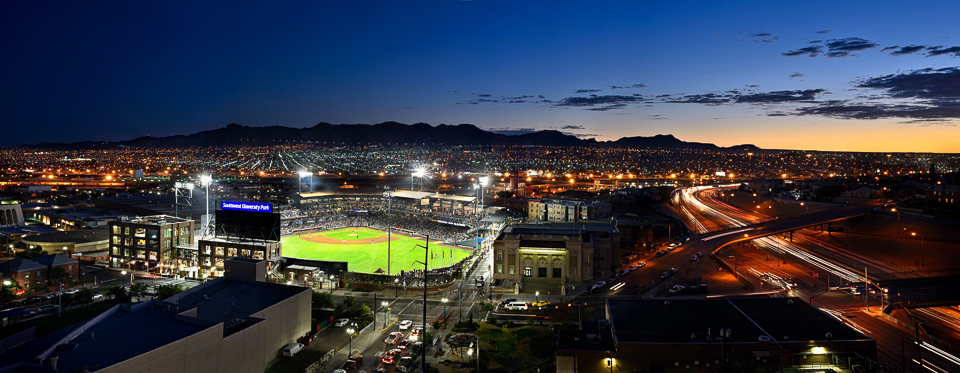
(665, 186, 960, 372)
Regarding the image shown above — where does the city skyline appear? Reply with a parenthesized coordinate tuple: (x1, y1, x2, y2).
(3, 1, 960, 152)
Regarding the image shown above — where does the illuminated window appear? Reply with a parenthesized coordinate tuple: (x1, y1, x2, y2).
(227, 248, 237, 257)
(215, 247, 224, 256)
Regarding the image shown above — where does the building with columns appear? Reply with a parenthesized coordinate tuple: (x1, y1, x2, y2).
(492, 223, 620, 288)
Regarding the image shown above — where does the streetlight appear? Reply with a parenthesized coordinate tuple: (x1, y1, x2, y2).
(912, 232, 924, 267)
(442, 297, 448, 314)
(535, 291, 540, 305)
(381, 301, 388, 329)
(478, 176, 489, 214)
(395, 278, 399, 298)
(347, 323, 357, 354)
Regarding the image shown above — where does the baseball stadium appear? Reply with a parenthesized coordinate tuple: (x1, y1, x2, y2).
(279, 190, 506, 276)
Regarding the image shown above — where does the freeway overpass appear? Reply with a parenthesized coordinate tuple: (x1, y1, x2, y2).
(696, 207, 873, 252)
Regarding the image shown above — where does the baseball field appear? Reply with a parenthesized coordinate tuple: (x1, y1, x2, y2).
(280, 227, 474, 274)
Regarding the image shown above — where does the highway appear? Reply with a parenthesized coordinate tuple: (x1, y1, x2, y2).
(658, 185, 960, 373)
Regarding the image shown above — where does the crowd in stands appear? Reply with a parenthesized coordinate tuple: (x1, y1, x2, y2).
(280, 207, 482, 243)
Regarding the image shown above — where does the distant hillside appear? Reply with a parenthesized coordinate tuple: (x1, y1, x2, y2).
(19, 122, 760, 151)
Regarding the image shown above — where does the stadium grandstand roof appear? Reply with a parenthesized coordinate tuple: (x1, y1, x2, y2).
(392, 190, 433, 199)
(430, 193, 476, 202)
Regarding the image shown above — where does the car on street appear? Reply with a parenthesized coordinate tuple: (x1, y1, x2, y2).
(398, 339, 412, 349)
(281, 343, 304, 357)
(669, 285, 685, 294)
(504, 301, 528, 311)
(387, 348, 403, 356)
(531, 300, 550, 308)
(92, 293, 105, 301)
(690, 275, 702, 285)
(63, 288, 80, 295)
(399, 319, 413, 329)
(568, 301, 587, 307)
(332, 370, 347, 373)
(385, 331, 403, 344)
(660, 271, 671, 279)
(342, 359, 358, 369)
(381, 355, 395, 364)
(411, 326, 423, 337)
(39, 305, 60, 313)
(25, 296, 44, 304)
(348, 352, 364, 363)
(670, 268, 679, 274)
(498, 298, 517, 307)
(2, 300, 23, 309)
(690, 255, 699, 261)
(335, 318, 350, 327)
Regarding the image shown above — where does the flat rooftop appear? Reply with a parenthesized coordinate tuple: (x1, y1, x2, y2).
(503, 222, 618, 236)
(52, 305, 215, 372)
(127, 214, 191, 225)
(607, 297, 867, 344)
(21, 228, 109, 244)
(169, 279, 306, 323)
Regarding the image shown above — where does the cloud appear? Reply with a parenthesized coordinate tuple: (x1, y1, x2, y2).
(476, 93, 492, 97)
(553, 94, 646, 110)
(661, 89, 826, 105)
(889, 45, 926, 56)
(744, 32, 779, 43)
(823, 37, 879, 57)
(782, 46, 824, 57)
(926, 46, 960, 57)
(562, 132, 600, 138)
(816, 30, 832, 34)
(790, 67, 960, 120)
(575, 89, 601, 93)
(561, 125, 584, 129)
(736, 89, 826, 104)
(783, 37, 878, 58)
(789, 72, 805, 79)
(609, 84, 646, 89)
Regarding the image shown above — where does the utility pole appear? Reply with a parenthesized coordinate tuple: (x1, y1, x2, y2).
(422, 235, 429, 373)
(864, 266, 869, 312)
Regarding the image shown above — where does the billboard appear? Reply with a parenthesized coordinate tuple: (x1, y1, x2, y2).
(220, 201, 273, 213)
(215, 209, 281, 241)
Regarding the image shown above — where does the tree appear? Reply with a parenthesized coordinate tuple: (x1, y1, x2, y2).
(1, 280, 23, 303)
(312, 291, 335, 309)
(155, 284, 185, 300)
(16, 246, 44, 260)
(360, 304, 371, 315)
(343, 296, 357, 308)
(47, 266, 74, 287)
(105, 284, 130, 302)
(75, 288, 95, 305)
(130, 283, 149, 301)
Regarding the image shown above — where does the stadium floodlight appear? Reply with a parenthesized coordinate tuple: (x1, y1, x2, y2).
(478, 176, 490, 186)
(199, 174, 213, 237)
(199, 174, 213, 187)
(298, 170, 312, 194)
(413, 167, 427, 178)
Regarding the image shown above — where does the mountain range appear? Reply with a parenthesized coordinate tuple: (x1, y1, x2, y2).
(23, 122, 760, 151)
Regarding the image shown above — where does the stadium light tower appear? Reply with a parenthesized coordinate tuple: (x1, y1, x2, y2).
(298, 171, 312, 194)
(412, 166, 427, 191)
(383, 189, 395, 275)
(199, 174, 213, 236)
(478, 176, 490, 214)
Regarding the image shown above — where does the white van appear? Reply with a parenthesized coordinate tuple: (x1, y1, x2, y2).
(504, 301, 528, 311)
(282, 343, 304, 357)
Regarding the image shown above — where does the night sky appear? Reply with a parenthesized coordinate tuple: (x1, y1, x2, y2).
(3, 1, 959, 152)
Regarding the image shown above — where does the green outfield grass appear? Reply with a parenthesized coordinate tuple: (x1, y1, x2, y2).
(281, 227, 474, 274)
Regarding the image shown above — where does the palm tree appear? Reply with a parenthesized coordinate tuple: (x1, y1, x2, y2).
(104, 284, 130, 302)
(75, 288, 95, 305)
(130, 282, 149, 302)
(154, 284, 185, 300)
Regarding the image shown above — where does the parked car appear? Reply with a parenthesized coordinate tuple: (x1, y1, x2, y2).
(669, 285, 685, 294)
(281, 343, 304, 357)
(690, 275, 702, 285)
(399, 320, 413, 329)
(63, 288, 80, 295)
(498, 298, 517, 307)
(92, 293, 105, 301)
(690, 255, 699, 261)
(335, 318, 350, 327)
(660, 272, 671, 279)
(39, 305, 60, 313)
(2, 300, 23, 309)
(25, 296, 44, 304)
(670, 268, 679, 274)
